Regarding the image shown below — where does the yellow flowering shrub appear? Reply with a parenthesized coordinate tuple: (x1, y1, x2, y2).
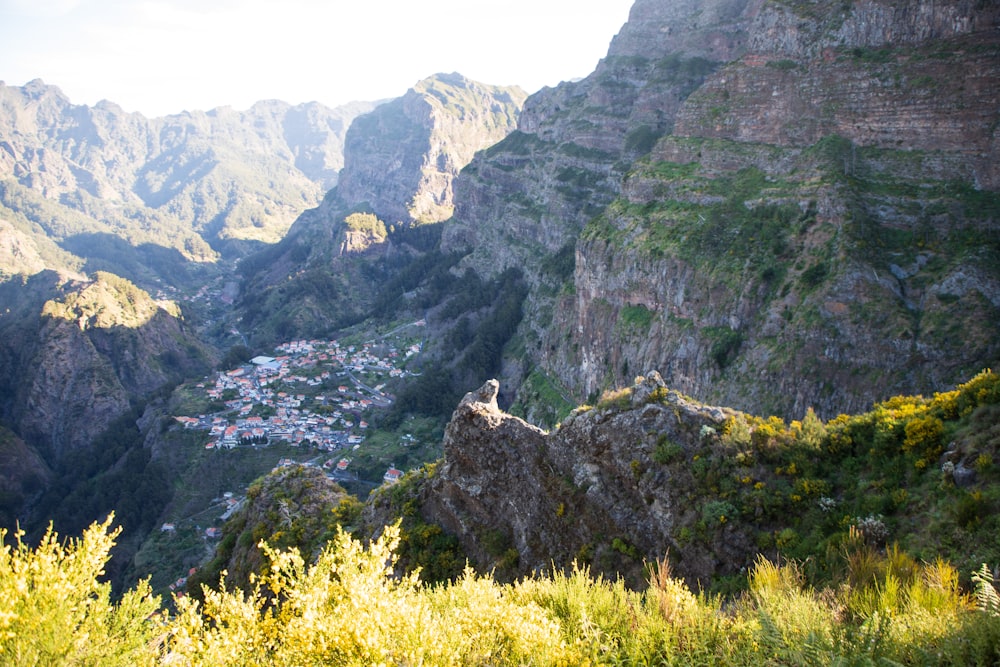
(0, 515, 161, 666)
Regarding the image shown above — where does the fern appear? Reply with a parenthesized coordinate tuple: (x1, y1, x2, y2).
(972, 564, 1000, 616)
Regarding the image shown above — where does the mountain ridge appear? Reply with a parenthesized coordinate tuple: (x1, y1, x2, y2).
(441, 0, 1000, 423)
(0, 79, 380, 282)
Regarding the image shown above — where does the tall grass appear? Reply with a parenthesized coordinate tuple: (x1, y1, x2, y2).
(3, 517, 1000, 665)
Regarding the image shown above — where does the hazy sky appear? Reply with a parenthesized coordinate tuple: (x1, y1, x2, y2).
(0, 0, 635, 117)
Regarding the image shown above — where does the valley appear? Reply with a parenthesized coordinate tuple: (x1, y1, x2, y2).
(0, 0, 999, 662)
(130, 320, 446, 597)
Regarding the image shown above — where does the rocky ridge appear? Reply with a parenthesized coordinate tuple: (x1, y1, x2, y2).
(400, 365, 1000, 589)
(419, 374, 752, 586)
(0, 271, 213, 467)
(0, 80, 378, 278)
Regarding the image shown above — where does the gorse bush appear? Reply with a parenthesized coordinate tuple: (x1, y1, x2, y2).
(0, 515, 161, 666)
(3, 516, 1000, 665)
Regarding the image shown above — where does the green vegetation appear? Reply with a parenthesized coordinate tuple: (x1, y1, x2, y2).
(509, 369, 576, 429)
(766, 58, 799, 71)
(481, 130, 548, 158)
(367, 464, 465, 584)
(584, 160, 807, 299)
(704, 326, 744, 369)
(4, 372, 1000, 664)
(349, 415, 444, 482)
(670, 370, 1000, 589)
(390, 267, 528, 424)
(31, 406, 170, 564)
(618, 304, 655, 332)
(186, 465, 348, 598)
(40, 271, 173, 328)
(4, 514, 999, 665)
(0, 516, 161, 666)
(342, 212, 387, 240)
(539, 242, 576, 284)
(653, 435, 684, 464)
(623, 125, 662, 155)
(597, 386, 633, 411)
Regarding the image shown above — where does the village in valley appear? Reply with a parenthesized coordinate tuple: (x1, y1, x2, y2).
(173, 324, 427, 484)
(150, 323, 435, 594)
(132, 279, 447, 597)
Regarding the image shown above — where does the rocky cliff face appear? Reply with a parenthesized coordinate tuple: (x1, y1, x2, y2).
(0, 80, 377, 274)
(442, 0, 1000, 422)
(420, 375, 759, 586)
(1, 271, 213, 466)
(442, 0, 757, 273)
(335, 73, 526, 226)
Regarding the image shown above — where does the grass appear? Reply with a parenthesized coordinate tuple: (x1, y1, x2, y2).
(6, 518, 1000, 665)
(508, 369, 576, 430)
(348, 415, 443, 483)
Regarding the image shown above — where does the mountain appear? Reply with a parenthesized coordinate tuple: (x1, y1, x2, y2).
(442, 0, 1000, 423)
(0, 81, 376, 529)
(0, 80, 379, 284)
(0, 270, 214, 466)
(1, 0, 998, 610)
(337, 73, 528, 226)
(236, 73, 527, 346)
(0, 72, 525, 574)
(0, 267, 215, 552)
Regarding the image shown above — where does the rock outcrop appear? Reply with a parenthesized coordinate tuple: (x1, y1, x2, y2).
(422, 374, 755, 586)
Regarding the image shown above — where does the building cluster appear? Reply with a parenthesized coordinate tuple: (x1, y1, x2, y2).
(160, 331, 428, 596)
(173, 331, 427, 486)
(175, 337, 420, 454)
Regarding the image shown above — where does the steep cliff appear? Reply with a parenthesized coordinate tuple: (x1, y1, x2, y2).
(442, 0, 758, 273)
(236, 74, 526, 345)
(442, 0, 1000, 422)
(337, 73, 527, 225)
(0, 271, 213, 466)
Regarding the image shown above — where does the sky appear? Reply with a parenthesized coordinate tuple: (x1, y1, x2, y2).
(0, 0, 636, 117)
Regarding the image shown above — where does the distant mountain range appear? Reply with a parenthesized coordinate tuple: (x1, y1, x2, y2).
(0, 72, 528, 584)
(0, 79, 379, 284)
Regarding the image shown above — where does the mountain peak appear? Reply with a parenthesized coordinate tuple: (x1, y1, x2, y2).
(334, 73, 527, 226)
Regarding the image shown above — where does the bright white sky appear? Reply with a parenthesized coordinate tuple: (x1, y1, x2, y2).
(0, 0, 635, 117)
